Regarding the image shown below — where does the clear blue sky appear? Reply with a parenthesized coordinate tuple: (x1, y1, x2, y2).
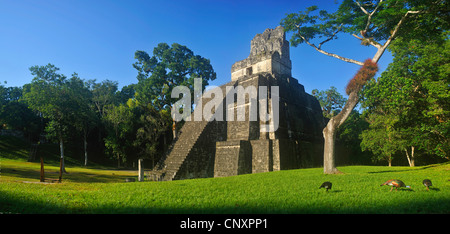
(0, 0, 392, 97)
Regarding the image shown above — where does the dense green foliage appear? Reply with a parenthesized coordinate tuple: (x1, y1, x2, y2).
(133, 42, 216, 110)
(361, 32, 450, 165)
(281, 0, 448, 170)
(0, 86, 41, 140)
(281, 0, 448, 48)
(312, 86, 347, 119)
(0, 43, 215, 168)
(130, 43, 216, 166)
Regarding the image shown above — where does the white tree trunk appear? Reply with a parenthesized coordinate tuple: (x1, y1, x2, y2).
(323, 91, 359, 174)
(84, 135, 88, 166)
(138, 159, 144, 182)
(323, 120, 339, 174)
(59, 135, 67, 173)
(405, 146, 415, 167)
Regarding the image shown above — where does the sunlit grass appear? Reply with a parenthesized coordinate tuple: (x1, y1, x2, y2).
(1, 158, 449, 214)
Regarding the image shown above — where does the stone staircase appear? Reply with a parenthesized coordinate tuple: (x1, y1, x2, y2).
(156, 119, 210, 181)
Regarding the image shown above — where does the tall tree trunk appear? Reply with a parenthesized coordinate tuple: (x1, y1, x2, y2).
(59, 134, 67, 173)
(388, 156, 392, 167)
(117, 153, 120, 168)
(84, 132, 88, 166)
(323, 121, 338, 174)
(405, 146, 415, 167)
(323, 91, 359, 174)
(322, 48, 387, 174)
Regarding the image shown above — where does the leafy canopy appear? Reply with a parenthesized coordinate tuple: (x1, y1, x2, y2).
(133, 43, 216, 110)
(361, 31, 449, 159)
(282, 0, 449, 48)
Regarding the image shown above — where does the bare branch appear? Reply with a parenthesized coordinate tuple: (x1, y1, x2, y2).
(372, 10, 421, 62)
(386, 10, 421, 42)
(355, 0, 384, 35)
(351, 34, 364, 40)
(355, 1, 369, 15)
(352, 33, 383, 49)
(292, 4, 422, 66)
(318, 23, 344, 49)
(294, 24, 363, 65)
(352, 0, 385, 53)
(364, 0, 383, 32)
(351, 33, 363, 40)
(297, 33, 364, 66)
(336, 91, 359, 128)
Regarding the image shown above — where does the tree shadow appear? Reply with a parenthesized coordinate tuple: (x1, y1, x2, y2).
(368, 170, 398, 174)
(367, 165, 439, 174)
(1, 189, 449, 214)
(2, 166, 132, 183)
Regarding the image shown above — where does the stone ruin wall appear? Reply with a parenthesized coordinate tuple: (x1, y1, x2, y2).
(158, 26, 326, 181)
(231, 26, 292, 81)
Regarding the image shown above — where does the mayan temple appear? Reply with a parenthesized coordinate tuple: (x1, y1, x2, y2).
(154, 26, 325, 181)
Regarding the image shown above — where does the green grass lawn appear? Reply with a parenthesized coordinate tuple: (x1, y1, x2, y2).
(1, 157, 449, 214)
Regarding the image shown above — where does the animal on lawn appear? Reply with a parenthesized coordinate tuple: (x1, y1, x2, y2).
(319, 182, 332, 192)
(423, 179, 432, 191)
(380, 179, 410, 191)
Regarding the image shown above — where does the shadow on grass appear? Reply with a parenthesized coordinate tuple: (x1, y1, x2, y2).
(0, 136, 30, 160)
(1, 189, 448, 214)
(64, 171, 134, 183)
(367, 165, 440, 174)
(1, 166, 132, 183)
(2, 168, 43, 181)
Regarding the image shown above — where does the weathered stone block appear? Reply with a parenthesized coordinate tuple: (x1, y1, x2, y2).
(231, 26, 292, 81)
(250, 139, 273, 173)
(214, 140, 252, 177)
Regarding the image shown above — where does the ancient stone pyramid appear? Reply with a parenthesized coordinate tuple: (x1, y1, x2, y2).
(155, 26, 325, 181)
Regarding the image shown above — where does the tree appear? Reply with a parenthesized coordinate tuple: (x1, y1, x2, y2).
(337, 109, 372, 164)
(361, 31, 449, 165)
(103, 103, 134, 168)
(133, 42, 216, 111)
(88, 79, 120, 158)
(117, 84, 136, 104)
(130, 100, 172, 168)
(132, 43, 216, 166)
(91, 79, 119, 118)
(281, 0, 448, 173)
(360, 68, 416, 166)
(312, 86, 347, 119)
(313, 87, 372, 164)
(360, 108, 402, 166)
(23, 64, 77, 172)
(68, 74, 98, 166)
(0, 86, 41, 141)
